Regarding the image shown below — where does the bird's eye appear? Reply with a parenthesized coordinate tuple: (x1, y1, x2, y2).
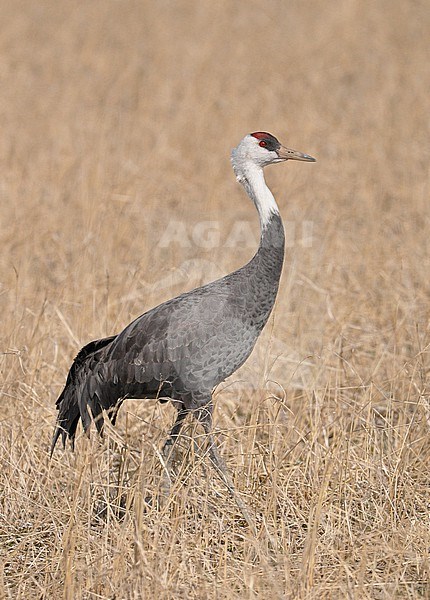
(259, 140, 267, 148)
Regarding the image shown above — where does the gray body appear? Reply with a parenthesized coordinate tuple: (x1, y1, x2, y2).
(52, 213, 284, 449)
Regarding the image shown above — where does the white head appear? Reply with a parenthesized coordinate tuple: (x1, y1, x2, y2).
(231, 132, 316, 227)
(231, 132, 315, 180)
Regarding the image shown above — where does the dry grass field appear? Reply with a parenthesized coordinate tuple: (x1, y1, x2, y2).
(1, 1, 429, 598)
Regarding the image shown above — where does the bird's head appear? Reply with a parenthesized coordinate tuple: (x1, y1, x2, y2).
(231, 132, 315, 178)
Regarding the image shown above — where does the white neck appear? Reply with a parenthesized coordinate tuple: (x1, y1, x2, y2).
(233, 161, 280, 228)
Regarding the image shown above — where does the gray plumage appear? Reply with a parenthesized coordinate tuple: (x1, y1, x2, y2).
(51, 132, 315, 472)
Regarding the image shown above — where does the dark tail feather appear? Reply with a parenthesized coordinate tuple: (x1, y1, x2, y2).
(88, 394, 105, 436)
(107, 398, 124, 426)
(51, 335, 116, 456)
(50, 426, 63, 457)
(51, 392, 109, 456)
(50, 387, 81, 456)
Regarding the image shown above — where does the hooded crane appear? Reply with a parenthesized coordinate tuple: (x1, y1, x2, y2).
(51, 132, 315, 502)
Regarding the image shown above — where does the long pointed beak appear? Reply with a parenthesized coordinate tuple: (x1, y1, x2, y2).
(277, 145, 316, 162)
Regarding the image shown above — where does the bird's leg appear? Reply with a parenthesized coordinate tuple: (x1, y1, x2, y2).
(160, 408, 188, 498)
(161, 407, 188, 461)
(194, 403, 255, 533)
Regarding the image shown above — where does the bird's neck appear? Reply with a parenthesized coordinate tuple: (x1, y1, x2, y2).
(236, 163, 280, 230)
(237, 163, 285, 253)
(237, 164, 285, 302)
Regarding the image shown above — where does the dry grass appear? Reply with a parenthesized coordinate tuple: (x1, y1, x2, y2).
(1, 1, 430, 598)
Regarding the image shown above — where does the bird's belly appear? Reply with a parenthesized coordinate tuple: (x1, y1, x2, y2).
(175, 321, 260, 391)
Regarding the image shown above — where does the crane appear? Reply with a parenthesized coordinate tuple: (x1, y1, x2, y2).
(51, 132, 315, 514)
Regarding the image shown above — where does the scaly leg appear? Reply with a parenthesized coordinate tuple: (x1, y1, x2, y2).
(160, 408, 188, 497)
(194, 403, 256, 534)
